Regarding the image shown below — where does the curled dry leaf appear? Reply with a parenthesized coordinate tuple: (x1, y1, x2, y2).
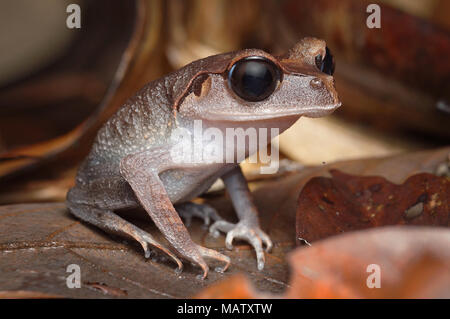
(280, 0, 450, 139)
(296, 170, 449, 243)
(286, 227, 450, 298)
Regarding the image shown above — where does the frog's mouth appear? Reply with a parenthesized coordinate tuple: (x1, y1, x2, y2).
(199, 102, 341, 122)
(302, 102, 342, 118)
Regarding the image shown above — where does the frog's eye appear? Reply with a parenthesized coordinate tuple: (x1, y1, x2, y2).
(228, 56, 281, 102)
(315, 47, 335, 75)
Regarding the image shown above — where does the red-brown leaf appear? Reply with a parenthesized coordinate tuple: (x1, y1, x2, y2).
(296, 170, 449, 243)
(286, 227, 450, 298)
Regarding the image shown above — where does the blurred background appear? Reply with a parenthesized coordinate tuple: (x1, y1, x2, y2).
(0, 0, 449, 203)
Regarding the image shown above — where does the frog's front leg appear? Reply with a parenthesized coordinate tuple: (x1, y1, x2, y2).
(119, 147, 230, 279)
(210, 165, 273, 270)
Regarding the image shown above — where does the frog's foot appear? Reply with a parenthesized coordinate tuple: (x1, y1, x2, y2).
(176, 202, 222, 227)
(66, 202, 183, 271)
(209, 220, 272, 270)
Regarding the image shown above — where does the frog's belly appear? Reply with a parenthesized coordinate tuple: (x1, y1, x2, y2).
(160, 164, 234, 204)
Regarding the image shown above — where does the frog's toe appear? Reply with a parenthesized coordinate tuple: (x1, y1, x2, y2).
(259, 230, 273, 253)
(139, 233, 183, 271)
(195, 244, 230, 274)
(209, 220, 234, 237)
(176, 202, 222, 227)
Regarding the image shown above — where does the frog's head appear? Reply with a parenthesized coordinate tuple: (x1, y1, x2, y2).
(175, 37, 341, 125)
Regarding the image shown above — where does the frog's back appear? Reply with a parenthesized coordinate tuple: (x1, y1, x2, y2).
(70, 51, 236, 194)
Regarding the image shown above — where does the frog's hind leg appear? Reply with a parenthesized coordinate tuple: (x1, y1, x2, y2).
(66, 197, 183, 271)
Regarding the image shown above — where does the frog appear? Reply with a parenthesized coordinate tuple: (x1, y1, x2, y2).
(66, 37, 340, 279)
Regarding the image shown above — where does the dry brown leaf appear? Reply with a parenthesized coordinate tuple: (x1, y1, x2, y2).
(296, 170, 449, 243)
(285, 227, 450, 298)
(0, 202, 291, 298)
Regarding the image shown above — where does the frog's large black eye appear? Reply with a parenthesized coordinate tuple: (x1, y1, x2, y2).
(228, 57, 281, 102)
(315, 47, 335, 75)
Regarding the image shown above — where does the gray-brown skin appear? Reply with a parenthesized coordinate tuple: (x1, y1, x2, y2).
(66, 37, 341, 279)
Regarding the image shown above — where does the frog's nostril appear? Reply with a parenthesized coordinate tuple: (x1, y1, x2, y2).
(310, 78, 323, 89)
